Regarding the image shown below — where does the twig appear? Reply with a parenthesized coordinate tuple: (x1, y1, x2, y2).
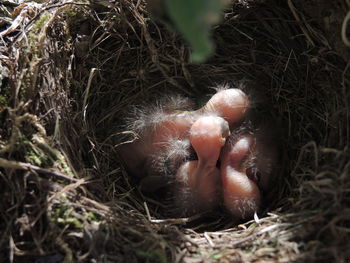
(341, 11, 350, 47)
(150, 212, 207, 224)
(0, 157, 78, 182)
(227, 223, 290, 248)
(287, 0, 315, 47)
(144, 201, 152, 221)
(204, 232, 215, 247)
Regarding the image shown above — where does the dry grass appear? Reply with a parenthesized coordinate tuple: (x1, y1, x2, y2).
(0, 0, 349, 262)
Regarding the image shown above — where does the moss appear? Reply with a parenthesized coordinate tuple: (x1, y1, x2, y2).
(65, 9, 79, 19)
(15, 139, 44, 166)
(64, 4, 89, 33)
(30, 135, 75, 177)
(0, 96, 8, 107)
(212, 252, 224, 260)
(136, 250, 168, 263)
(26, 12, 51, 60)
(0, 65, 10, 107)
(57, 216, 83, 229)
(27, 150, 43, 166)
(27, 32, 38, 54)
(14, 137, 74, 173)
(52, 202, 101, 232)
(86, 212, 97, 221)
(54, 205, 83, 229)
(32, 12, 51, 33)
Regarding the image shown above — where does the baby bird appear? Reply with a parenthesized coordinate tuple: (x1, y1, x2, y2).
(117, 87, 278, 219)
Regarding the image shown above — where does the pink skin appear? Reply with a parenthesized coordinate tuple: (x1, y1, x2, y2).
(118, 89, 271, 218)
(220, 135, 261, 218)
(200, 88, 249, 125)
(174, 116, 229, 212)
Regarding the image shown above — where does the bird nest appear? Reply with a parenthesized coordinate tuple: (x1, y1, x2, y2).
(1, 0, 349, 262)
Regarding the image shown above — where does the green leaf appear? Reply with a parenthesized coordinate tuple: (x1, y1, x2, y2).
(165, 0, 227, 62)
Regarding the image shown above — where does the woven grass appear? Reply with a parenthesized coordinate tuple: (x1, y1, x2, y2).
(0, 0, 349, 262)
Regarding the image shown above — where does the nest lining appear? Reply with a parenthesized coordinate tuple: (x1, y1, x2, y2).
(0, 0, 350, 262)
